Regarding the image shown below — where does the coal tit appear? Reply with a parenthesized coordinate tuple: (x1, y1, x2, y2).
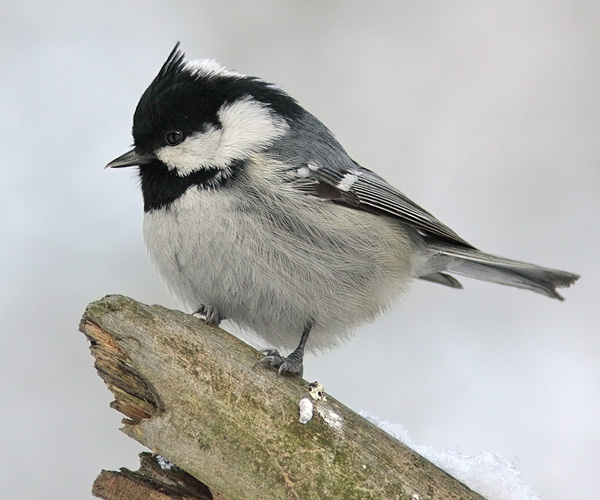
(106, 43, 579, 376)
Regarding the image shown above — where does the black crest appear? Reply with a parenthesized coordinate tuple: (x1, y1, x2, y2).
(132, 43, 305, 154)
(157, 42, 186, 81)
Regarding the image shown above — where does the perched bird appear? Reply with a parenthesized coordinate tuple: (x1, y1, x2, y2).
(107, 43, 579, 376)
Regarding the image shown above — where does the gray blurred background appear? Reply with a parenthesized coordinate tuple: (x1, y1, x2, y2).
(1, 1, 598, 499)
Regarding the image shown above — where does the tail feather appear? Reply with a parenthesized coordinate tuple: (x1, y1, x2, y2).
(419, 272, 464, 289)
(424, 244, 580, 300)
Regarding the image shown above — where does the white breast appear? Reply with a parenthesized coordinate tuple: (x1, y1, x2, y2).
(143, 167, 417, 351)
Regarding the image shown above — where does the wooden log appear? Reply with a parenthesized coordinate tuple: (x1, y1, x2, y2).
(80, 295, 484, 500)
(92, 452, 221, 500)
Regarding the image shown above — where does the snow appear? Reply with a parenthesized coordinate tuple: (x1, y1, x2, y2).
(316, 406, 344, 432)
(298, 397, 314, 424)
(156, 455, 175, 470)
(361, 412, 541, 500)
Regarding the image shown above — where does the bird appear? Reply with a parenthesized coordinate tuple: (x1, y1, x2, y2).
(106, 43, 579, 377)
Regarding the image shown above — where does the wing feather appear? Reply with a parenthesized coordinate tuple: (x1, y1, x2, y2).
(294, 161, 473, 248)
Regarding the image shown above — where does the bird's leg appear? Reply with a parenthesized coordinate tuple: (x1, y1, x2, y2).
(194, 304, 223, 326)
(258, 321, 313, 377)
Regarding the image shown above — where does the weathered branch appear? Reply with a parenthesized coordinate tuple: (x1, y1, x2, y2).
(80, 295, 483, 500)
(92, 452, 220, 500)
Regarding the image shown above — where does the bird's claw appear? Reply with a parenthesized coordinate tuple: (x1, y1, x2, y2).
(194, 304, 223, 326)
(256, 348, 304, 377)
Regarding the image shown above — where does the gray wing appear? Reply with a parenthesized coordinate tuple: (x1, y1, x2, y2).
(287, 159, 579, 298)
(275, 129, 579, 299)
(270, 110, 472, 248)
(291, 159, 474, 248)
(270, 113, 578, 299)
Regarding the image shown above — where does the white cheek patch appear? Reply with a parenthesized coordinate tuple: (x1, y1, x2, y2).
(217, 96, 289, 161)
(155, 127, 222, 176)
(155, 96, 289, 177)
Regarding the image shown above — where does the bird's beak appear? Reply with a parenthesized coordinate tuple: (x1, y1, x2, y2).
(105, 148, 153, 169)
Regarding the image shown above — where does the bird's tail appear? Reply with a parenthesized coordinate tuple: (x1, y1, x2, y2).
(423, 244, 580, 300)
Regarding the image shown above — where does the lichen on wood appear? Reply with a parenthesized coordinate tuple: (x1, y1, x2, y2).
(80, 295, 484, 500)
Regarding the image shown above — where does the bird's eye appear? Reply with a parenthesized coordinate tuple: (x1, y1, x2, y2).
(165, 130, 183, 146)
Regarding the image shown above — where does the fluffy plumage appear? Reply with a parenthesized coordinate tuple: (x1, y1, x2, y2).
(107, 43, 579, 362)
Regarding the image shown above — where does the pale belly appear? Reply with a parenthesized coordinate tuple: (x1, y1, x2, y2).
(143, 186, 417, 351)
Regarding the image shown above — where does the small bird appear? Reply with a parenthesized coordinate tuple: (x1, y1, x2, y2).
(107, 43, 579, 376)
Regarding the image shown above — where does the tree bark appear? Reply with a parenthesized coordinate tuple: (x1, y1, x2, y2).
(80, 295, 484, 500)
(92, 452, 221, 500)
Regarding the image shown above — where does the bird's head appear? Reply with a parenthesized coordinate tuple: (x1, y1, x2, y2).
(106, 43, 302, 180)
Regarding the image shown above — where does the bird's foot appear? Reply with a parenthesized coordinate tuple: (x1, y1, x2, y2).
(256, 321, 312, 377)
(257, 348, 304, 377)
(193, 304, 223, 326)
